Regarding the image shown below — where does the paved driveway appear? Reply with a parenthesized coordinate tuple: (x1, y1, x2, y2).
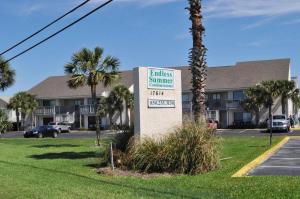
(248, 138, 300, 176)
(0, 130, 118, 139)
(216, 129, 300, 137)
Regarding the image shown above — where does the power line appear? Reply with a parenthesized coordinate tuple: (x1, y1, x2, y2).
(3, 0, 113, 65)
(0, 0, 91, 56)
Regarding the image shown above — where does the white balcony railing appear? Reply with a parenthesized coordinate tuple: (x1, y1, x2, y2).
(80, 105, 95, 115)
(35, 106, 55, 115)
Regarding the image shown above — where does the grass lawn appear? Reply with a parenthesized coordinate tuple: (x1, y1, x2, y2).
(1, 136, 300, 199)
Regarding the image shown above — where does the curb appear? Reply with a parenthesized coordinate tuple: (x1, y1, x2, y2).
(232, 137, 290, 177)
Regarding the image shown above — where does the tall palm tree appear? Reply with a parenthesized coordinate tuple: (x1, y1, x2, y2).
(188, 0, 208, 122)
(109, 85, 130, 126)
(8, 92, 37, 131)
(275, 80, 299, 115)
(65, 47, 120, 146)
(0, 56, 15, 91)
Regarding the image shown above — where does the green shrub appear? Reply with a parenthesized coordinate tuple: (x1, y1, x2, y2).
(126, 122, 220, 175)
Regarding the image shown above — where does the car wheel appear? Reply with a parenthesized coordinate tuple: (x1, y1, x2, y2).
(53, 132, 58, 138)
(38, 133, 43, 138)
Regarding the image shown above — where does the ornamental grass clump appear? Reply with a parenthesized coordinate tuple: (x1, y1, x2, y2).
(127, 122, 220, 175)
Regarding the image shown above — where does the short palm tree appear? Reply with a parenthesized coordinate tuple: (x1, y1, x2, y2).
(188, 0, 208, 122)
(242, 86, 265, 125)
(109, 85, 131, 126)
(8, 92, 37, 131)
(275, 80, 299, 115)
(0, 56, 15, 91)
(65, 47, 120, 146)
(260, 81, 278, 119)
(0, 110, 12, 136)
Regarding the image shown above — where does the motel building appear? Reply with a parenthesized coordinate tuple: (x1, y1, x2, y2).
(25, 58, 298, 129)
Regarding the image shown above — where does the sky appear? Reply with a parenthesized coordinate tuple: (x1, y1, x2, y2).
(0, 0, 300, 96)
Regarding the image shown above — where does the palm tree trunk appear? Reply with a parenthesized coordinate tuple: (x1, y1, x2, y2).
(255, 108, 260, 126)
(281, 96, 287, 115)
(91, 85, 100, 146)
(269, 105, 273, 146)
(188, 0, 207, 122)
(16, 109, 20, 131)
(125, 103, 129, 126)
(119, 108, 123, 126)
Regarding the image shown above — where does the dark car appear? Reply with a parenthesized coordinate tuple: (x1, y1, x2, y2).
(24, 125, 58, 138)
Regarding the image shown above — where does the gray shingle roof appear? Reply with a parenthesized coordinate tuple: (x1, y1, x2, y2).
(28, 58, 290, 99)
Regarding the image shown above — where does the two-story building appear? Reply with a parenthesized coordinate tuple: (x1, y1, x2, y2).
(27, 58, 297, 129)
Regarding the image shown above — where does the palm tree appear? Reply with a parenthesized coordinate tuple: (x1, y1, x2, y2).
(0, 110, 12, 137)
(260, 81, 278, 119)
(8, 92, 37, 131)
(242, 86, 265, 125)
(0, 56, 15, 91)
(275, 80, 299, 115)
(188, 0, 208, 122)
(109, 85, 131, 126)
(65, 47, 120, 146)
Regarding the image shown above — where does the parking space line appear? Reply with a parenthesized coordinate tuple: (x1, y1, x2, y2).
(238, 129, 248, 134)
(260, 166, 300, 169)
(270, 158, 300, 160)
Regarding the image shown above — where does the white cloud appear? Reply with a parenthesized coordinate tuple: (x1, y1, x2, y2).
(204, 0, 300, 18)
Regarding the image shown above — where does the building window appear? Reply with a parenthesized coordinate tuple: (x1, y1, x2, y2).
(43, 100, 55, 107)
(213, 93, 221, 100)
(74, 100, 83, 106)
(233, 91, 244, 101)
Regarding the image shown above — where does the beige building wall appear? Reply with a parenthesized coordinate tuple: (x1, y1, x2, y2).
(134, 67, 182, 139)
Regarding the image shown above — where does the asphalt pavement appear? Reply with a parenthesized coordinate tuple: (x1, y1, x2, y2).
(248, 138, 300, 176)
(2, 128, 300, 138)
(0, 130, 119, 139)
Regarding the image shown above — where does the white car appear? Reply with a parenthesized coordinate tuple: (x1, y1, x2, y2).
(48, 122, 71, 133)
(267, 115, 291, 132)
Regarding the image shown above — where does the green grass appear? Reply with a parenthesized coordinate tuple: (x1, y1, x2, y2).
(1, 136, 300, 199)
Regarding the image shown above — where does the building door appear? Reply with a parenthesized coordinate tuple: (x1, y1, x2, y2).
(43, 117, 53, 125)
(219, 111, 227, 129)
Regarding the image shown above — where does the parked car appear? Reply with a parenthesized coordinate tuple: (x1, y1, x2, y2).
(207, 119, 218, 130)
(267, 115, 291, 132)
(48, 122, 71, 133)
(24, 125, 58, 138)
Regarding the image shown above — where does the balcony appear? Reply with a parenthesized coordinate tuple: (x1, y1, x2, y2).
(35, 106, 75, 116)
(226, 99, 242, 110)
(80, 105, 96, 115)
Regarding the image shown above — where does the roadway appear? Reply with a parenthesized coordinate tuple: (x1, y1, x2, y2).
(2, 129, 300, 138)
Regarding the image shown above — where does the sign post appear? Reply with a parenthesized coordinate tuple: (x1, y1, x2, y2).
(134, 67, 182, 139)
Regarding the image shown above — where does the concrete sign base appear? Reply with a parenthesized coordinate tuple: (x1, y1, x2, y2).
(134, 67, 182, 140)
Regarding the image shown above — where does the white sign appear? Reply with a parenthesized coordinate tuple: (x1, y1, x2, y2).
(148, 99, 176, 108)
(147, 68, 174, 90)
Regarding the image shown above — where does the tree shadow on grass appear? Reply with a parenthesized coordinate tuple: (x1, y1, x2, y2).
(29, 152, 97, 160)
(32, 144, 80, 148)
(0, 159, 216, 199)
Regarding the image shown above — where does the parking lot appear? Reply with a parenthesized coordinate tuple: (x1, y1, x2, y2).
(216, 128, 300, 137)
(249, 138, 300, 176)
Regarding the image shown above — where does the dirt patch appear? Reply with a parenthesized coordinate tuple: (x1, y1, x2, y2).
(97, 167, 174, 179)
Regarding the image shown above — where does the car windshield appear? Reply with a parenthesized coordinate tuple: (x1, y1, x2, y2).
(32, 126, 46, 131)
(48, 122, 56, 125)
(273, 115, 286, 120)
